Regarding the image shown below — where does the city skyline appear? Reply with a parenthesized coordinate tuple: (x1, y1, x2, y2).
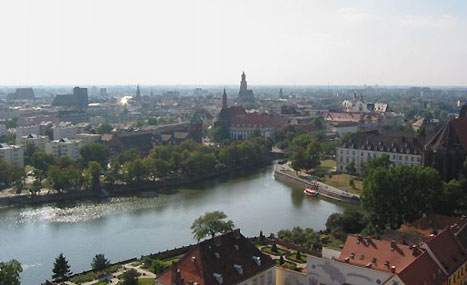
(1, 0, 467, 86)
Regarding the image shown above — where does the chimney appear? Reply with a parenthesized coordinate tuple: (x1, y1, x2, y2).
(390, 240, 396, 251)
(191, 256, 196, 263)
(411, 245, 420, 256)
(232, 229, 241, 239)
(391, 265, 396, 273)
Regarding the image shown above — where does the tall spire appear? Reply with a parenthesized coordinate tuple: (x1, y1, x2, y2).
(135, 84, 141, 101)
(222, 89, 227, 109)
(240, 72, 247, 92)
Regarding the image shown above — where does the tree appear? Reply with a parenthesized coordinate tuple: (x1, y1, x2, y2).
(325, 208, 368, 238)
(120, 268, 139, 285)
(97, 122, 113, 134)
(190, 211, 235, 241)
(83, 161, 103, 190)
(0, 259, 22, 285)
(346, 161, 356, 174)
(362, 165, 443, 229)
(277, 227, 321, 251)
(360, 154, 393, 177)
(279, 255, 285, 265)
(271, 243, 278, 253)
(31, 151, 56, 172)
(148, 117, 158, 126)
(79, 143, 111, 169)
(91, 254, 110, 271)
(296, 251, 301, 260)
(24, 142, 38, 165)
(52, 253, 72, 282)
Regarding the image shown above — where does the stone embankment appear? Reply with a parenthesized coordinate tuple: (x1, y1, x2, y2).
(273, 164, 360, 204)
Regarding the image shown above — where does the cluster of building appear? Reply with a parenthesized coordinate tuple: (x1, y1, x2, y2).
(153, 214, 466, 285)
(337, 104, 467, 180)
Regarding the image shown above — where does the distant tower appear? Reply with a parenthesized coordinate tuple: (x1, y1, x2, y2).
(240, 72, 247, 93)
(279, 88, 284, 99)
(222, 89, 228, 109)
(135, 85, 142, 101)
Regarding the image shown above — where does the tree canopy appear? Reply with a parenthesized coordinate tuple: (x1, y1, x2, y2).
(52, 253, 72, 282)
(91, 254, 110, 271)
(0, 259, 22, 285)
(191, 211, 235, 241)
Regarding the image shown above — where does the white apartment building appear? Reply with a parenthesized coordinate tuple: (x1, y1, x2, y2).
(45, 138, 83, 161)
(336, 131, 422, 174)
(53, 122, 79, 140)
(0, 143, 24, 167)
(16, 125, 40, 139)
(76, 133, 101, 144)
(0, 123, 6, 137)
(17, 134, 50, 150)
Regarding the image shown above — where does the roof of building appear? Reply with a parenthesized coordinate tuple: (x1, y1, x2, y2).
(156, 230, 275, 285)
(341, 131, 423, 155)
(399, 214, 467, 238)
(397, 251, 447, 285)
(381, 230, 429, 247)
(338, 235, 422, 273)
(424, 229, 467, 275)
(456, 223, 467, 250)
(424, 117, 467, 151)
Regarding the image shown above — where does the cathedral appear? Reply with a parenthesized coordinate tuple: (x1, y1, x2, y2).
(237, 72, 255, 104)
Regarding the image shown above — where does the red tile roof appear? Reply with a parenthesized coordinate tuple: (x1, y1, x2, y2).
(338, 235, 421, 273)
(399, 214, 466, 237)
(157, 230, 275, 285)
(424, 229, 467, 275)
(397, 251, 448, 285)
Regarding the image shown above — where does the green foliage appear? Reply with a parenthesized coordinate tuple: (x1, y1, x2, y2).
(346, 162, 356, 174)
(121, 269, 139, 285)
(325, 208, 368, 239)
(213, 126, 229, 142)
(0, 259, 22, 285)
(24, 142, 38, 165)
(91, 254, 110, 271)
(191, 211, 235, 241)
(360, 154, 393, 177)
(277, 227, 322, 251)
(362, 165, 443, 229)
(289, 137, 321, 171)
(271, 243, 278, 253)
(97, 122, 113, 134)
(83, 161, 104, 190)
(31, 150, 56, 172)
(279, 255, 285, 265)
(52, 253, 72, 282)
(296, 250, 301, 260)
(47, 159, 80, 192)
(79, 143, 111, 169)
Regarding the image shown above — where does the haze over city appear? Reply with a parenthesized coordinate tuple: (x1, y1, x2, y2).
(1, 0, 467, 86)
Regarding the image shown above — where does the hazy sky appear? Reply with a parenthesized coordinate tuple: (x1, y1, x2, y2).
(1, 0, 466, 86)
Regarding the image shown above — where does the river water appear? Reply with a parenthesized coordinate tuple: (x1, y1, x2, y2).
(0, 164, 349, 284)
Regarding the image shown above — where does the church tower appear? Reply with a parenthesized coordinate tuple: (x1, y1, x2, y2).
(222, 89, 227, 109)
(135, 84, 142, 101)
(240, 72, 247, 93)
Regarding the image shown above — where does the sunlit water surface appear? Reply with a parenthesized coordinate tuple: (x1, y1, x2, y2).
(0, 164, 349, 284)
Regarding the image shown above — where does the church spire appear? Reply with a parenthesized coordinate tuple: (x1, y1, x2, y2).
(135, 84, 141, 101)
(240, 71, 247, 92)
(222, 89, 227, 109)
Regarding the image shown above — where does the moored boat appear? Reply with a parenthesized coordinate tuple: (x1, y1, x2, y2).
(304, 186, 319, 196)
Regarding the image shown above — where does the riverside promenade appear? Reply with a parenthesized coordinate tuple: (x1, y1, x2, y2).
(273, 163, 360, 204)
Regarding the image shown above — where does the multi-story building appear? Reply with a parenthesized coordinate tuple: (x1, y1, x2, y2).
(16, 125, 41, 139)
(76, 133, 102, 144)
(52, 87, 88, 109)
(0, 143, 24, 167)
(53, 122, 79, 140)
(215, 90, 283, 140)
(0, 123, 6, 137)
(45, 138, 83, 161)
(156, 229, 275, 285)
(336, 131, 423, 174)
(17, 134, 50, 150)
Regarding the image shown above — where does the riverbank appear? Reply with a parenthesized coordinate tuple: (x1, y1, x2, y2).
(0, 160, 276, 209)
(273, 164, 360, 204)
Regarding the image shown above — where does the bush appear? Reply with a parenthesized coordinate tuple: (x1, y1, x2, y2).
(271, 243, 278, 253)
(279, 255, 284, 265)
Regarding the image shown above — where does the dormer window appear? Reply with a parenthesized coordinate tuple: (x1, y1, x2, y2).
(234, 264, 243, 275)
(213, 273, 223, 284)
(234, 244, 239, 251)
(215, 252, 220, 259)
(252, 256, 261, 266)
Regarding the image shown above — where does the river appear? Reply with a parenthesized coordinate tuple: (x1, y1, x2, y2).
(0, 163, 349, 284)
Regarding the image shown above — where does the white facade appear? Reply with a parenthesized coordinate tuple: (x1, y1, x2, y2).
(329, 124, 358, 137)
(336, 146, 422, 173)
(53, 123, 79, 140)
(76, 133, 102, 144)
(17, 134, 50, 150)
(229, 127, 275, 140)
(237, 266, 275, 285)
(0, 123, 6, 137)
(276, 256, 398, 285)
(0, 144, 24, 167)
(16, 125, 40, 139)
(45, 139, 83, 161)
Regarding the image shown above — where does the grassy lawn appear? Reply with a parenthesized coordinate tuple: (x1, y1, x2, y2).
(138, 278, 155, 285)
(321, 233, 344, 249)
(286, 253, 307, 263)
(276, 260, 300, 271)
(261, 246, 288, 256)
(70, 265, 121, 283)
(320, 160, 336, 170)
(95, 282, 108, 285)
(323, 173, 362, 194)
